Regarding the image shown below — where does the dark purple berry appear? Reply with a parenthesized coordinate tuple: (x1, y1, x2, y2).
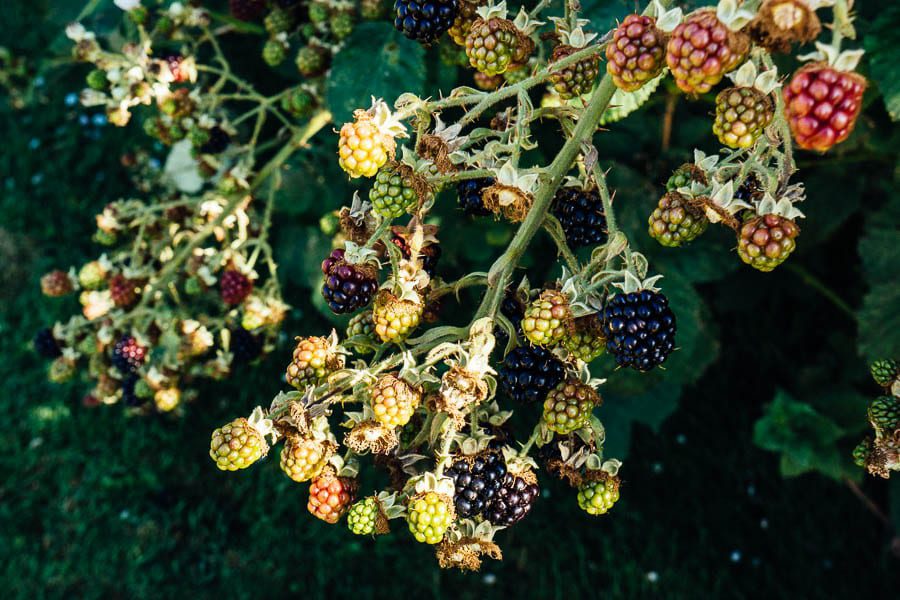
(111, 336, 146, 374)
(446, 451, 507, 519)
(34, 328, 62, 358)
(394, 0, 459, 44)
(601, 289, 676, 371)
(552, 188, 608, 249)
(321, 249, 378, 314)
(498, 345, 565, 404)
(121, 374, 142, 406)
(200, 126, 230, 154)
(457, 177, 494, 216)
(484, 472, 539, 526)
(230, 328, 262, 365)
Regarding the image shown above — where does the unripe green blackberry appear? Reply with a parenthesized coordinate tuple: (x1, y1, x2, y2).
(48, 357, 76, 383)
(466, 17, 519, 76)
(563, 316, 606, 362)
(308, 1, 329, 24)
(86, 69, 108, 91)
(369, 163, 420, 218)
(407, 492, 453, 544)
(868, 396, 900, 432)
(504, 64, 530, 85)
(281, 88, 315, 118)
(361, 0, 388, 20)
(346, 310, 377, 352)
(209, 418, 268, 471)
(666, 164, 706, 192)
(852, 438, 872, 468)
(737, 214, 800, 272)
(550, 44, 600, 99)
(78, 260, 107, 290)
(648, 192, 709, 247)
(577, 474, 620, 516)
(522, 290, 572, 347)
(330, 11, 355, 40)
(347, 496, 384, 535)
(543, 378, 599, 434)
(264, 8, 294, 35)
(296, 44, 329, 77)
(712, 86, 774, 149)
(871, 359, 898, 387)
(262, 39, 287, 66)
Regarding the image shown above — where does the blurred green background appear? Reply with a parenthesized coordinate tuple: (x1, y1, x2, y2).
(2, 1, 899, 598)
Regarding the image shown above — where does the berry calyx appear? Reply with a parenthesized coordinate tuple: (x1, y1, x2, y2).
(543, 378, 600, 435)
(736, 213, 800, 272)
(498, 345, 565, 404)
(210, 417, 268, 471)
(602, 288, 677, 371)
(648, 192, 709, 247)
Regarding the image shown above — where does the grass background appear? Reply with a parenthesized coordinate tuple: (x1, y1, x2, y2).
(2, 1, 899, 598)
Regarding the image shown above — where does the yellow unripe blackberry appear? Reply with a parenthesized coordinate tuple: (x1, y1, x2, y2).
(407, 492, 453, 544)
(209, 418, 268, 471)
(371, 373, 421, 428)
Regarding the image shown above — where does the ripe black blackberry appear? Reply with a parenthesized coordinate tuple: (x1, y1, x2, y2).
(494, 292, 525, 349)
(498, 345, 565, 404)
(230, 328, 262, 365)
(394, 0, 459, 44)
(457, 177, 494, 216)
(111, 336, 146, 374)
(484, 472, 539, 526)
(552, 187, 608, 248)
(34, 328, 62, 358)
(733, 173, 764, 204)
(321, 249, 379, 314)
(200, 126, 230, 154)
(445, 451, 507, 518)
(601, 290, 676, 371)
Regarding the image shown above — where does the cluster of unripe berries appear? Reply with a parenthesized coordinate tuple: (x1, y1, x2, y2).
(853, 359, 900, 479)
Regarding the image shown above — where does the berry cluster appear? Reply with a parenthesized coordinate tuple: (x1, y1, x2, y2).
(853, 359, 900, 479)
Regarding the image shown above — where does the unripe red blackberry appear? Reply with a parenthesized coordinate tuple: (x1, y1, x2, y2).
(321, 248, 379, 314)
(736, 214, 800, 272)
(41, 270, 73, 297)
(606, 14, 667, 92)
(543, 378, 599, 435)
(666, 9, 750, 95)
(280, 436, 334, 483)
(713, 86, 774, 149)
(220, 269, 253, 305)
(563, 315, 606, 363)
(550, 44, 600, 99)
(783, 63, 866, 152)
(648, 192, 709, 247)
(308, 471, 358, 523)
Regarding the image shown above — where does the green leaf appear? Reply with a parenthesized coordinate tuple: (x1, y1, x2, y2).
(326, 22, 426, 123)
(864, 4, 900, 121)
(753, 389, 849, 480)
(856, 192, 900, 361)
